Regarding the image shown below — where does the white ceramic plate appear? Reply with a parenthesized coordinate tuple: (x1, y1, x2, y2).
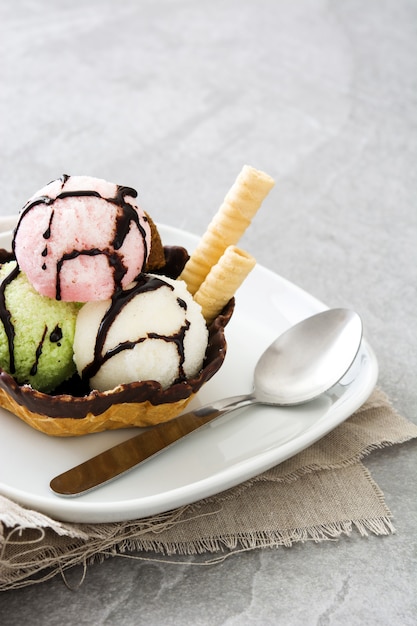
(0, 221, 378, 523)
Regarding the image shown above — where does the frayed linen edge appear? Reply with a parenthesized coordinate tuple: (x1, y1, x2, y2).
(0, 515, 395, 591)
(112, 515, 396, 556)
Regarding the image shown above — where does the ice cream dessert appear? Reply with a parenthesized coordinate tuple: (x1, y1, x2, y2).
(13, 175, 164, 301)
(0, 166, 274, 436)
(0, 261, 80, 393)
(73, 274, 209, 393)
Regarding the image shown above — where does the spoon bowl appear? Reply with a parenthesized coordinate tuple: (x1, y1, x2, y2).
(254, 308, 362, 405)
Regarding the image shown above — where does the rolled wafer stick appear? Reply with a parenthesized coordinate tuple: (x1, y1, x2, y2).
(180, 165, 274, 294)
(194, 245, 256, 324)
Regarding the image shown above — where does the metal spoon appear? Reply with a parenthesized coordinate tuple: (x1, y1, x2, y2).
(50, 308, 362, 496)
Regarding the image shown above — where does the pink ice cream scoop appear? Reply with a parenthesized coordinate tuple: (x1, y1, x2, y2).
(13, 175, 152, 302)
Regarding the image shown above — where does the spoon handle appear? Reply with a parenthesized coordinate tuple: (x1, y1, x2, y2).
(50, 394, 255, 496)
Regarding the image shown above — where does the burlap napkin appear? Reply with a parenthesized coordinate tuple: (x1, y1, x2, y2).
(1, 388, 416, 591)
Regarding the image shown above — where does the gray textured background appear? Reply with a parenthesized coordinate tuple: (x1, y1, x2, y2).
(0, 1, 416, 624)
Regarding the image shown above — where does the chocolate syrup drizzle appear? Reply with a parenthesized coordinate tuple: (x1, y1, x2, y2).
(12, 174, 149, 300)
(1, 174, 150, 379)
(0, 264, 66, 379)
(0, 263, 20, 373)
(82, 274, 191, 385)
(30, 326, 48, 376)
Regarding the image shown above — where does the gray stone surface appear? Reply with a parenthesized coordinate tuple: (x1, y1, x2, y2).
(0, 0, 416, 624)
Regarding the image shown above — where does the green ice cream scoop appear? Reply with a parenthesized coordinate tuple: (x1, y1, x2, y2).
(0, 261, 80, 393)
